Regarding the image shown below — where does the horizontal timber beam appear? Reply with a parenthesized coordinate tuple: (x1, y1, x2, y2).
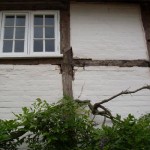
(0, 0, 69, 10)
(0, 58, 62, 65)
(72, 0, 150, 3)
(0, 58, 149, 67)
(73, 59, 150, 67)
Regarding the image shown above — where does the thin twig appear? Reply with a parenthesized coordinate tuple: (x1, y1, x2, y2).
(78, 82, 85, 99)
(102, 117, 106, 126)
(94, 85, 150, 107)
(75, 85, 150, 121)
(91, 115, 96, 122)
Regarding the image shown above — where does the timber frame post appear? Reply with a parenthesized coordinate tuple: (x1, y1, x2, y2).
(62, 47, 73, 98)
(141, 3, 150, 60)
(60, 1, 74, 98)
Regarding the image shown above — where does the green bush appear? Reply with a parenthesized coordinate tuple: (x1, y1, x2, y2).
(0, 119, 21, 149)
(0, 97, 100, 150)
(0, 97, 150, 150)
(99, 114, 150, 150)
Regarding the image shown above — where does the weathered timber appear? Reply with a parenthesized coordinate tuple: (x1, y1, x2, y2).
(60, 2, 73, 98)
(141, 3, 150, 60)
(0, 0, 67, 2)
(0, 0, 69, 10)
(73, 0, 150, 2)
(73, 59, 150, 67)
(0, 0, 149, 11)
(62, 48, 73, 98)
(0, 58, 149, 67)
(0, 58, 62, 65)
(1, 0, 150, 3)
(60, 8, 70, 52)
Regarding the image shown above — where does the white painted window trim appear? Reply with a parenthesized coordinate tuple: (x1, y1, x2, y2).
(0, 11, 61, 58)
(0, 12, 29, 56)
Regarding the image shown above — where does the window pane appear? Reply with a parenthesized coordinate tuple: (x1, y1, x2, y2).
(14, 40, 24, 52)
(16, 16, 25, 26)
(45, 27, 54, 38)
(15, 27, 25, 39)
(45, 15, 54, 25)
(3, 40, 13, 53)
(34, 15, 43, 25)
(34, 40, 43, 52)
(4, 27, 14, 39)
(34, 27, 43, 38)
(45, 40, 55, 52)
(5, 16, 15, 26)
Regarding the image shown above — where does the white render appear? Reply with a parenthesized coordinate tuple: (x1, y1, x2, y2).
(71, 3, 148, 60)
(73, 66, 150, 119)
(0, 65, 63, 119)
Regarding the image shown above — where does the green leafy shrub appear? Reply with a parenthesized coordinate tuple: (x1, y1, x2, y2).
(0, 119, 20, 149)
(99, 114, 150, 150)
(0, 97, 150, 150)
(0, 97, 100, 150)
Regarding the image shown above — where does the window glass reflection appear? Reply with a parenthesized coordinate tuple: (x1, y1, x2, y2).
(15, 27, 25, 39)
(16, 16, 25, 26)
(45, 27, 54, 38)
(4, 27, 14, 39)
(45, 15, 54, 25)
(5, 16, 15, 26)
(3, 40, 13, 53)
(45, 40, 55, 52)
(14, 40, 24, 52)
(34, 27, 43, 38)
(34, 15, 43, 25)
(34, 40, 43, 52)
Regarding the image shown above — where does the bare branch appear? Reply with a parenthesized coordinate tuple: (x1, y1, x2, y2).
(75, 99, 113, 119)
(75, 85, 150, 122)
(78, 82, 85, 99)
(94, 85, 150, 109)
(102, 117, 106, 126)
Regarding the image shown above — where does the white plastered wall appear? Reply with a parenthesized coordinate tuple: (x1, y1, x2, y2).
(71, 3, 150, 122)
(0, 65, 62, 119)
(71, 3, 148, 60)
(73, 67, 150, 121)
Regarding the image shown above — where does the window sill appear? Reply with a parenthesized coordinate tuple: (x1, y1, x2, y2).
(0, 54, 63, 59)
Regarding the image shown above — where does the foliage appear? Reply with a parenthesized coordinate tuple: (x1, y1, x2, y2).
(99, 114, 150, 150)
(0, 97, 100, 150)
(0, 119, 22, 150)
(0, 97, 150, 150)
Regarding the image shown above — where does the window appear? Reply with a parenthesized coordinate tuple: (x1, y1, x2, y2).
(0, 11, 60, 57)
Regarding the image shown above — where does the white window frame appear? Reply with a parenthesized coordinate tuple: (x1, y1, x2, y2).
(0, 11, 61, 58)
(0, 12, 29, 57)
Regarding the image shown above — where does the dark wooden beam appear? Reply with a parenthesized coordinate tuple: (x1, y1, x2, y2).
(73, 0, 150, 3)
(73, 59, 150, 67)
(0, 58, 62, 65)
(62, 48, 73, 98)
(141, 3, 150, 60)
(60, 8, 70, 52)
(0, 58, 148, 68)
(1, 0, 150, 2)
(60, 2, 73, 98)
(0, 0, 68, 10)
